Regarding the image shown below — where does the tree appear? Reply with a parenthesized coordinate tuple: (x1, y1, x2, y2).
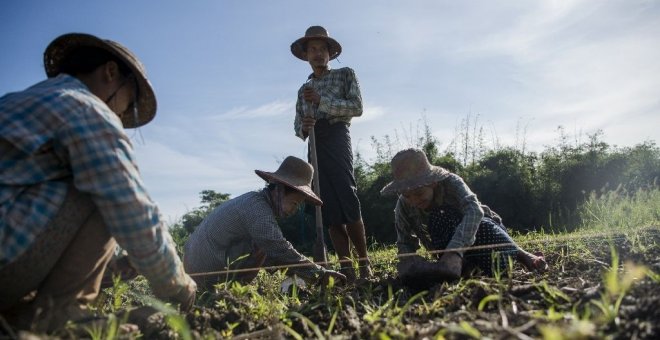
(169, 190, 231, 255)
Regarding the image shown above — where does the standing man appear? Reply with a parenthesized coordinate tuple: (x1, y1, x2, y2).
(0, 33, 196, 332)
(291, 26, 372, 281)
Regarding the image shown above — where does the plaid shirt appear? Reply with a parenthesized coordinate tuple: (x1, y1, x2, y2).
(0, 74, 191, 298)
(394, 173, 487, 257)
(294, 67, 363, 139)
(183, 189, 324, 282)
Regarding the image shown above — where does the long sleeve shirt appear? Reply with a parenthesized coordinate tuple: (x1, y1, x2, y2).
(183, 189, 324, 282)
(394, 173, 489, 257)
(0, 74, 191, 298)
(294, 67, 363, 140)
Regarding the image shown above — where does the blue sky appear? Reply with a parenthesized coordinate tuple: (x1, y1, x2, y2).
(2, 1, 659, 222)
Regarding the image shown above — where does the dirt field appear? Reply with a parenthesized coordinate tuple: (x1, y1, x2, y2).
(117, 227, 659, 339)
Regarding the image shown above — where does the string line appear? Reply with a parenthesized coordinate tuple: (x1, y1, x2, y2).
(186, 226, 659, 278)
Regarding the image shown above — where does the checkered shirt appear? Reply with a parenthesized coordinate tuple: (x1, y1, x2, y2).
(183, 189, 324, 282)
(394, 173, 486, 257)
(294, 67, 363, 139)
(0, 74, 191, 298)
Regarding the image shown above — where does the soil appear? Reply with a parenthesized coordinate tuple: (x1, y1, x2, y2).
(7, 228, 659, 339)
(179, 228, 659, 339)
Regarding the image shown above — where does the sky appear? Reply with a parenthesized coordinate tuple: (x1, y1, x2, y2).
(1, 0, 659, 222)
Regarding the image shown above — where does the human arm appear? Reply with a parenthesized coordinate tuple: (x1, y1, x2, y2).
(316, 68, 363, 120)
(58, 107, 195, 305)
(244, 206, 334, 284)
(294, 84, 319, 140)
(294, 88, 308, 140)
(393, 196, 462, 280)
(443, 175, 484, 256)
(394, 197, 423, 256)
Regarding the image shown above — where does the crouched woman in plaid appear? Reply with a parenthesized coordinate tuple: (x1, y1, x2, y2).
(380, 149, 547, 288)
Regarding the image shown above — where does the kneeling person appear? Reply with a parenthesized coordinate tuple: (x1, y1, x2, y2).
(0, 33, 195, 332)
(184, 156, 346, 289)
(381, 149, 547, 287)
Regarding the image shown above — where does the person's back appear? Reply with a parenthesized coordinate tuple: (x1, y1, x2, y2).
(184, 190, 272, 277)
(0, 33, 195, 333)
(183, 156, 347, 289)
(0, 75, 126, 252)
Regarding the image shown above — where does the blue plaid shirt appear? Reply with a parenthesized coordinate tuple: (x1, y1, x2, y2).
(0, 74, 191, 298)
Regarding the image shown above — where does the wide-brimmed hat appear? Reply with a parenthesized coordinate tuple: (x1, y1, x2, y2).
(380, 149, 451, 195)
(290, 26, 342, 61)
(43, 33, 157, 128)
(255, 156, 322, 206)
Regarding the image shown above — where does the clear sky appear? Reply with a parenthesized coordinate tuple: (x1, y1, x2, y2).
(2, 0, 659, 222)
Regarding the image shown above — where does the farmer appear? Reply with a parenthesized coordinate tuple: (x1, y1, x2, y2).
(183, 156, 346, 289)
(291, 26, 372, 281)
(380, 149, 547, 286)
(0, 33, 196, 331)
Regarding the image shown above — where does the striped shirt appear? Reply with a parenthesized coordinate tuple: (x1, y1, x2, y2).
(394, 173, 489, 257)
(183, 189, 324, 282)
(294, 67, 363, 139)
(0, 74, 191, 298)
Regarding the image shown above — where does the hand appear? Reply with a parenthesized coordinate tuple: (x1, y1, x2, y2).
(301, 117, 316, 134)
(110, 255, 138, 281)
(438, 252, 462, 278)
(319, 269, 347, 286)
(169, 276, 197, 312)
(397, 255, 425, 278)
(303, 87, 320, 104)
(100, 255, 138, 288)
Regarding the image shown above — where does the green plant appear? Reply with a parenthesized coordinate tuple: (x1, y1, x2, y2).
(143, 297, 192, 340)
(589, 247, 647, 324)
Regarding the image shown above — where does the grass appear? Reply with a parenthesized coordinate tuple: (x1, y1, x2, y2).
(16, 186, 659, 339)
(579, 186, 660, 231)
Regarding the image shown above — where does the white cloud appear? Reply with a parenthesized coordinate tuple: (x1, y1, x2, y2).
(209, 99, 294, 121)
(434, 1, 660, 152)
(133, 140, 264, 221)
(353, 104, 386, 124)
(84, 1, 660, 221)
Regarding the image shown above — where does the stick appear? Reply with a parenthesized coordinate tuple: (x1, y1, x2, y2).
(308, 127, 328, 267)
(304, 81, 328, 267)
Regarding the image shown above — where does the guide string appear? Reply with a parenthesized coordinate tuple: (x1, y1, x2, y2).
(186, 226, 659, 278)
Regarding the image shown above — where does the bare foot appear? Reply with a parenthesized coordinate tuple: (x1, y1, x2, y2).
(517, 250, 548, 272)
(359, 260, 373, 279)
(339, 266, 357, 284)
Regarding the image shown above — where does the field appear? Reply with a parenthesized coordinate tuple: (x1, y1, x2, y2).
(21, 226, 652, 340)
(5, 190, 660, 339)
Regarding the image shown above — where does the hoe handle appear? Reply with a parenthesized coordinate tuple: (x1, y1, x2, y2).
(304, 81, 328, 267)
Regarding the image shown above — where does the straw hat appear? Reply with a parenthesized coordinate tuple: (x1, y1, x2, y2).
(290, 26, 342, 61)
(255, 156, 322, 206)
(43, 33, 157, 128)
(380, 149, 451, 195)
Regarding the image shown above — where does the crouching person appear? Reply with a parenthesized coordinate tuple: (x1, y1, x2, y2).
(183, 156, 346, 289)
(0, 33, 196, 332)
(380, 149, 546, 288)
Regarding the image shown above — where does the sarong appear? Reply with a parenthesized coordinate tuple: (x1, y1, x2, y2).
(427, 205, 518, 276)
(309, 119, 362, 227)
